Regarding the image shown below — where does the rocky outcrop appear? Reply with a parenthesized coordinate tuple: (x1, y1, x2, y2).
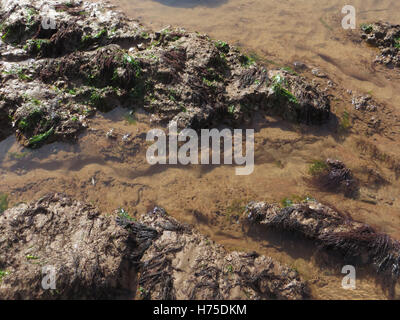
(309, 159, 359, 198)
(0, 194, 308, 300)
(244, 201, 400, 282)
(120, 207, 308, 300)
(0, 0, 330, 148)
(352, 95, 378, 112)
(361, 22, 400, 68)
(0, 193, 138, 299)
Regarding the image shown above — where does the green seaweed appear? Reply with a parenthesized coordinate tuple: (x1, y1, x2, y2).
(280, 194, 315, 208)
(240, 54, 256, 68)
(394, 37, 400, 49)
(81, 29, 108, 46)
(26, 254, 39, 260)
(31, 98, 41, 106)
(202, 77, 216, 87)
(28, 128, 54, 148)
(18, 119, 29, 130)
(89, 90, 103, 107)
(309, 160, 328, 176)
(271, 74, 298, 104)
(94, 29, 108, 39)
(280, 88, 298, 104)
(117, 208, 136, 221)
(123, 54, 141, 78)
(3, 67, 31, 80)
(205, 67, 224, 82)
(0, 193, 8, 214)
(68, 88, 77, 95)
(25, 8, 38, 26)
(17, 108, 44, 132)
(8, 151, 30, 160)
(124, 111, 137, 125)
(215, 40, 229, 53)
(360, 23, 373, 33)
(1, 22, 28, 44)
(1, 27, 10, 41)
(319, 17, 333, 31)
(23, 38, 50, 54)
(227, 105, 236, 114)
(282, 66, 298, 76)
(280, 197, 293, 208)
(338, 111, 351, 133)
(0, 270, 10, 282)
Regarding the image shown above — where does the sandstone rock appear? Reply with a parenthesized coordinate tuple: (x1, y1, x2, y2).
(122, 207, 308, 300)
(244, 200, 400, 282)
(0, 193, 137, 299)
(0, 194, 309, 300)
(0, 0, 330, 148)
(360, 22, 400, 68)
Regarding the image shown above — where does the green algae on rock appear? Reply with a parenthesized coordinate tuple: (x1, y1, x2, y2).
(360, 21, 400, 68)
(0, 0, 330, 149)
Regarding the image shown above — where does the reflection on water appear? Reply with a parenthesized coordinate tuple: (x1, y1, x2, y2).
(152, 0, 228, 8)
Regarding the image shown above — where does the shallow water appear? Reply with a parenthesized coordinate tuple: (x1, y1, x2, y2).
(105, 0, 400, 106)
(2, 105, 400, 299)
(1, 0, 400, 299)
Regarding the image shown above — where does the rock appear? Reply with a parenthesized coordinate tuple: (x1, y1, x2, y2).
(309, 159, 359, 198)
(106, 128, 116, 139)
(360, 22, 400, 68)
(352, 95, 377, 112)
(0, 194, 309, 300)
(0, 193, 137, 299)
(311, 68, 327, 78)
(123, 207, 309, 300)
(0, 0, 330, 148)
(244, 200, 400, 282)
(293, 61, 307, 71)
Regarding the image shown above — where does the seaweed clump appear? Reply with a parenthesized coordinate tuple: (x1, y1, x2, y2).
(244, 201, 400, 285)
(308, 159, 359, 198)
(127, 206, 308, 300)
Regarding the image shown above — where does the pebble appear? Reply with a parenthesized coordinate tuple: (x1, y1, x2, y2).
(122, 133, 131, 142)
(106, 128, 115, 139)
(311, 68, 327, 78)
(293, 61, 307, 70)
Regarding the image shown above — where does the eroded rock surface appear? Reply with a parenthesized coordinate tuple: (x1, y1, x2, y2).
(119, 207, 308, 300)
(0, 193, 137, 299)
(0, 0, 330, 148)
(361, 22, 400, 68)
(0, 194, 308, 300)
(244, 200, 400, 282)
